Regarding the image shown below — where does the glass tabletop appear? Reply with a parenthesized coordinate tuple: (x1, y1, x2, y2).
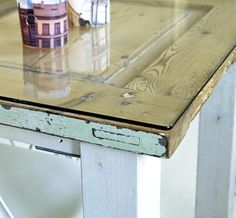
(0, 0, 235, 131)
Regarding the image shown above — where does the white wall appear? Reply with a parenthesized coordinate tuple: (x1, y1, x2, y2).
(0, 145, 83, 218)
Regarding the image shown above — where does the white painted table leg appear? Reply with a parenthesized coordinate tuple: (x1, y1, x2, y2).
(80, 143, 161, 218)
(195, 65, 236, 218)
(161, 115, 200, 218)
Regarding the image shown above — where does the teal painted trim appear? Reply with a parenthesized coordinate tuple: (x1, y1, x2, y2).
(0, 105, 167, 157)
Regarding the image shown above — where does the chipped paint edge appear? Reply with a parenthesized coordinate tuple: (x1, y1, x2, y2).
(0, 104, 167, 157)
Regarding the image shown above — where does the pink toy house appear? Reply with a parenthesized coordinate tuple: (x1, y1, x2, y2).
(18, 0, 68, 48)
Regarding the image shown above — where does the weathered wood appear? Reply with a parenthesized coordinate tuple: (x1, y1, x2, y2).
(0, 104, 167, 157)
(125, 3, 236, 98)
(165, 48, 236, 156)
(0, 0, 236, 157)
(195, 64, 236, 218)
(0, 67, 187, 127)
(80, 142, 161, 218)
(115, 0, 229, 7)
(0, 2, 197, 81)
(0, 0, 15, 17)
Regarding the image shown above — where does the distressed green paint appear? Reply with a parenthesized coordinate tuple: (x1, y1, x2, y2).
(0, 105, 167, 157)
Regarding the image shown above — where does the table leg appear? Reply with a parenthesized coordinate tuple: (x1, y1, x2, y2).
(80, 142, 161, 218)
(161, 115, 200, 218)
(195, 65, 236, 218)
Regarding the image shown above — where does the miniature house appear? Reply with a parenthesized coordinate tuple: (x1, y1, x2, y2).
(18, 0, 68, 48)
(17, 0, 37, 47)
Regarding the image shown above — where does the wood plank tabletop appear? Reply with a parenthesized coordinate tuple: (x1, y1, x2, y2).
(0, 0, 235, 157)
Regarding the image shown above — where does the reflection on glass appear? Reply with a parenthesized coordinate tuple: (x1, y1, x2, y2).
(23, 47, 71, 99)
(68, 25, 110, 78)
(22, 24, 110, 99)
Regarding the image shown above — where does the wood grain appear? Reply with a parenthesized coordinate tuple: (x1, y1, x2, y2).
(166, 48, 236, 156)
(0, 66, 185, 127)
(0, 2, 194, 82)
(115, 0, 229, 7)
(0, 0, 236, 157)
(0, 0, 16, 17)
(125, 3, 236, 99)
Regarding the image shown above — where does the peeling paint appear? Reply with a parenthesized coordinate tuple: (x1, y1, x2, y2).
(80, 92, 97, 103)
(158, 137, 168, 147)
(35, 127, 41, 132)
(120, 101, 131, 106)
(0, 105, 167, 157)
(122, 92, 136, 98)
(92, 128, 141, 146)
(2, 105, 12, 110)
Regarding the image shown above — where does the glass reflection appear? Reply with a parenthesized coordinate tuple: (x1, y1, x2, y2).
(22, 24, 110, 99)
(68, 24, 110, 79)
(23, 47, 71, 99)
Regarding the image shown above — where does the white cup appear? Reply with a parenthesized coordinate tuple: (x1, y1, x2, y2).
(68, 0, 110, 27)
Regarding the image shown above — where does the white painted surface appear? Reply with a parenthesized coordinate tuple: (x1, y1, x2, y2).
(137, 155, 161, 218)
(0, 124, 80, 156)
(196, 65, 236, 218)
(161, 115, 199, 218)
(234, 198, 236, 218)
(80, 143, 137, 218)
(80, 143, 161, 218)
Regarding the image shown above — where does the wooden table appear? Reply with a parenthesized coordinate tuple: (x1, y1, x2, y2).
(0, 0, 236, 217)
